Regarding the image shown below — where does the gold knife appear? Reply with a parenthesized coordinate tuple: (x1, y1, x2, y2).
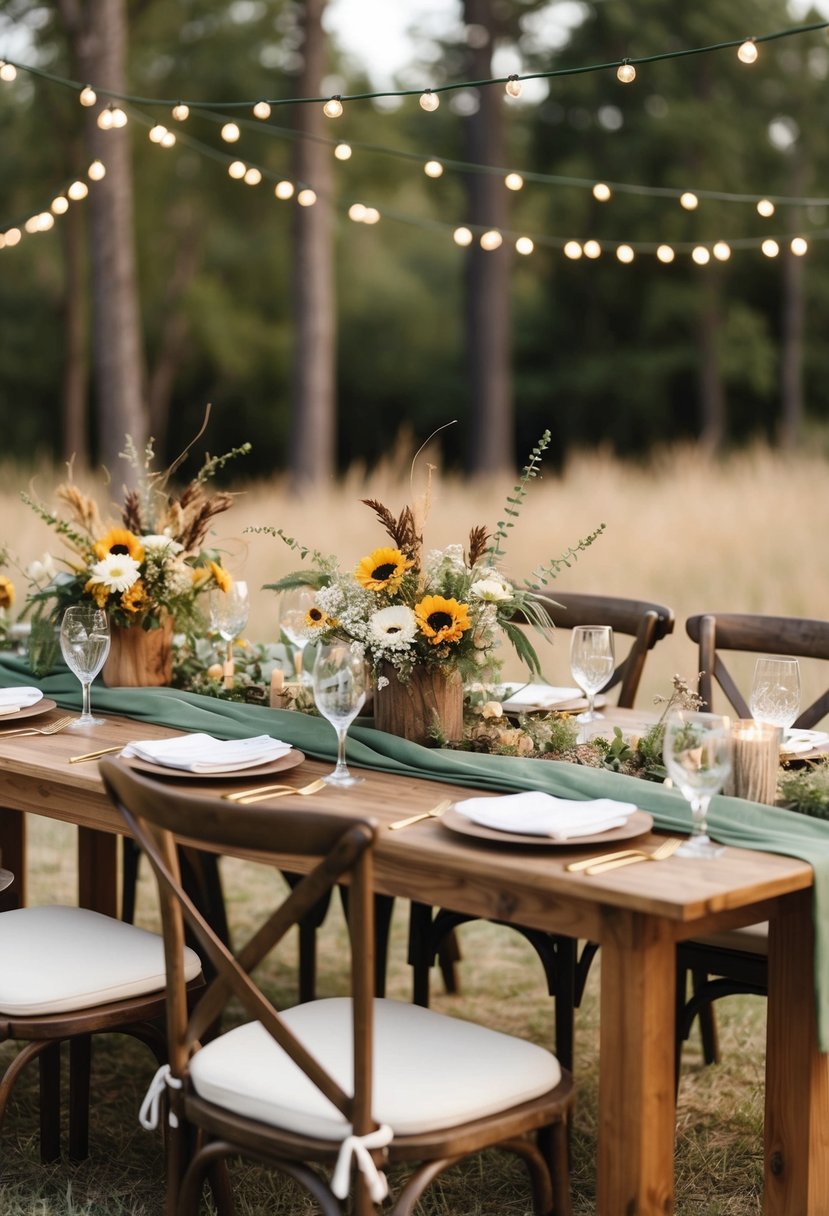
(68, 745, 124, 764)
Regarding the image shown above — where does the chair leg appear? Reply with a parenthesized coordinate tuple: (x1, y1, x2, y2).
(68, 1034, 92, 1162)
(436, 929, 461, 994)
(692, 968, 720, 1064)
(38, 1041, 61, 1163)
(121, 835, 141, 923)
(408, 901, 435, 1007)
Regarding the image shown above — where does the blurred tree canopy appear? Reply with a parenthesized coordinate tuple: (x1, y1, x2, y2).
(0, 0, 828, 475)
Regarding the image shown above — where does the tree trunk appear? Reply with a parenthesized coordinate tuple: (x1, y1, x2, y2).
(779, 243, 804, 450)
(289, 0, 336, 490)
(59, 0, 147, 475)
(61, 137, 90, 465)
(463, 0, 514, 475)
(697, 273, 726, 453)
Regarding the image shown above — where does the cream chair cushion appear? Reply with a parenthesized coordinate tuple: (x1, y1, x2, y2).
(0, 906, 201, 1016)
(692, 922, 769, 956)
(189, 996, 562, 1140)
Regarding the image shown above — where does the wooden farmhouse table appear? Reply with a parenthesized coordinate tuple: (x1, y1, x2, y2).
(1, 707, 828, 1215)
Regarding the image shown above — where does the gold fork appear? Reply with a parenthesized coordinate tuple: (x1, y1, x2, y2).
(223, 778, 327, 805)
(1, 715, 77, 738)
(582, 836, 683, 876)
(388, 799, 452, 831)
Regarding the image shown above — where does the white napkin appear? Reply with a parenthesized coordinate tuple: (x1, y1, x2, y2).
(781, 729, 829, 755)
(500, 683, 583, 711)
(0, 686, 44, 716)
(453, 790, 639, 840)
(121, 733, 292, 773)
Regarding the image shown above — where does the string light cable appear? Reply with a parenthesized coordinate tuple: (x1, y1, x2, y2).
(0, 160, 105, 249)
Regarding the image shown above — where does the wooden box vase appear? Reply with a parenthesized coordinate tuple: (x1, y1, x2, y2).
(373, 662, 464, 746)
(102, 617, 174, 688)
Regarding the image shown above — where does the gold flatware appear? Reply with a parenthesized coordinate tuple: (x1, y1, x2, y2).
(2, 715, 76, 738)
(581, 837, 683, 876)
(388, 799, 452, 831)
(68, 745, 124, 764)
(566, 847, 649, 873)
(224, 778, 327, 805)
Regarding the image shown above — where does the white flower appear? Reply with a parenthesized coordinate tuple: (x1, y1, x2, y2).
(481, 700, 504, 719)
(87, 553, 141, 592)
(367, 605, 417, 651)
(141, 533, 184, 554)
(470, 576, 512, 603)
(26, 552, 56, 583)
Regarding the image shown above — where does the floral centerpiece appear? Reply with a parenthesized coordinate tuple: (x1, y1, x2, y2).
(257, 431, 604, 744)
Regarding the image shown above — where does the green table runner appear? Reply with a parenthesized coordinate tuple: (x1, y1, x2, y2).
(4, 654, 829, 1049)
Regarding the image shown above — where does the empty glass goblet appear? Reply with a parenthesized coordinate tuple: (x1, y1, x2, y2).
(749, 656, 801, 733)
(663, 709, 732, 858)
(59, 605, 111, 727)
(312, 641, 366, 786)
(569, 625, 614, 726)
(279, 587, 315, 684)
(210, 580, 250, 686)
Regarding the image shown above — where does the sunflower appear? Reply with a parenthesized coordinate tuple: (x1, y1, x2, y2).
(354, 547, 414, 593)
(414, 595, 471, 646)
(120, 579, 150, 615)
(84, 579, 110, 607)
(209, 561, 233, 593)
(94, 527, 145, 564)
(305, 605, 335, 630)
(0, 574, 14, 610)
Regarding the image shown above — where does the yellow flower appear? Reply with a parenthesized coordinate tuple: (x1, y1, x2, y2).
(84, 578, 110, 607)
(93, 527, 145, 564)
(305, 605, 335, 630)
(120, 579, 149, 615)
(414, 595, 471, 646)
(209, 561, 232, 593)
(355, 547, 414, 593)
(0, 575, 14, 610)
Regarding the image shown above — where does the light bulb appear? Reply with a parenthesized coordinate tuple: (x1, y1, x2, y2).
(221, 122, 240, 143)
(505, 76, 522, 99)
(737, 39, 759, 65)
(274, 180, 294, 200)
(37, 212, 54, 232)
(713, 241, 731, 261)
(592, 182, 612, 202)
(110, 107, 127, 128)
(67, 180, 89, 201)
(424, 160, 444, 178)
(515, 236, 534, 255)
(243, 167, 262, 186)
(419, 90, 440, 112)
(680, 191, 699, 210)
(51, 196, 69, 215)
(297, 188, 317, 207)
(334, 143, 352, 160)
(0, 62, 17, 83)
(149, 124, 167, 143)
(791, 237, 808, 256)
(616, 62, 636, 84)
(504, 172, 524, 191)
(656, 244, 675, 263)
(616, 244, 635, 263)
(348, 203, 367, 222)
(4, 228, 21, 246)
(692, 246, 711, 265)
(563, 240, 583, 259)
(480, 229, 503, 251)
(453, 227, 473, 246)
(761, 238, 779, 257)
(0, 234, 5, 249)
(171, 103, 189, 122)
(228, 161, 247, 180)
(160, 131, 176, 148)
(583, 239, 602, 259)
(253, 100, 271, 120)
(87, 160, 106, 180)
(362, 207, 380, 225)
(24, 216, 39, 234)
(323, 96, 343, 118)
(97, 107, 114, 130)
(79, 85, 97, 107)
(756, 198, 775, 217)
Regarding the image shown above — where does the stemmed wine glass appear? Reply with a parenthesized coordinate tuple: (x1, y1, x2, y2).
(210, 580, 250, 688)
(569, 625, 614, 726)
(663, 709, 732, 858)
(749, 656, 801, 735)
(280, 587, 315, 684)
(59, 606, 111, 728)
(312, 641, 367, 787)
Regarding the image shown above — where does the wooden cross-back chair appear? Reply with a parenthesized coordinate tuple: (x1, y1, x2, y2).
(412, 593, 676, 1071)
(677, 611, 829, 1072)
(100, 759, 574, 1216)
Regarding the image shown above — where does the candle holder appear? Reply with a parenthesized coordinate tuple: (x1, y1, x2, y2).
(725, 720, 782, 805)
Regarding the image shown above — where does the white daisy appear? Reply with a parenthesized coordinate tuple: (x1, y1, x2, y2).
(470, 576, 513, 603)
(367, 605, 417, 651)
(141, 533, 184, 554)
(87, 553, 141, 593)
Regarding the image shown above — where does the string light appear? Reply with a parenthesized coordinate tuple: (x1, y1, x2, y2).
(79, 85, 96, 107)
(692, 245, 711, 264)
(419, 90, 440, 112)
(713, 241, 732, 260)
(593, 182, 612, 202)
(4, 228, 21, 247)
(505, 75, 522, 99)
(737, 38, 759, 64)
(563, 240, 583, 259)
(791, 236, 808, 255)
(583, 239, 602, 258)
(424, 160, 444, 178)
(616, 244, 635, 263)
(243, 167, 261, 186)
(680, 191, 699, 210)
(160, 130, 176, 148)
(228, 161, 246, 179)
(504, 172, 524, 191)
(87, 160, 106, 180)
(252, 100, 271, 120)
(24, 216, 39, 234)
(480, 230, 503, 250)
(37, 212, 54, 231)
(757, 198, 775, 217)
(362, 207, 380, 224)
(109, 106, 127, 128)
(221, 122, 240, 142)
(761, 238, 780, 257)
(274, 180, 294, 200)
(51, 196, 69, 215)
(616, 60, 636, 84)
(0, 62, 17, 83)
(149, 124, 167, 143)
(334, 143, 352, 160)
(656, 244, 675, 263)
(323, 96, 343, 118)
(348, 203, 367, 222)
(171, 103, 189, 121)
(453, 227, 473, 246)
(515, 236, 534, 254)
(297, 188, 317, 206)
(67, 180, 89, 200)
(97, 107, 114, 130)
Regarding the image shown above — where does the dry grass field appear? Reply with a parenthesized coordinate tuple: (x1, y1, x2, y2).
(0, 443, 826, 1214)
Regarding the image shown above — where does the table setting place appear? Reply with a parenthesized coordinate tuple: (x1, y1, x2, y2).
(0, 685, 59, 726)
(65, 731, 303, 779)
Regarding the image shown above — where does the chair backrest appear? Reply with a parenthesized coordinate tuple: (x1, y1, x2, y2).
(514, 592, 675, 707)
(99, 758, 378, 1141)
(686, 612, 829, 728)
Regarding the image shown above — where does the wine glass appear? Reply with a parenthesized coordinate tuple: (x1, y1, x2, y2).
(663, 709, 732, 858)
(210, 580, 250, 686)
(749, 656, 801, 736)
(569, 625, 614, 725)
(312, 641, 367, 786)
(279, 587, 315, 683)
(59, 606, 111, 728)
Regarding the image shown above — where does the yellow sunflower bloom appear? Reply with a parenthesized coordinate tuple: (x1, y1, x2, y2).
(209, 561, 233, 593)
(120, 579, 149, 615)
(305, 605, 336, 630)
(414, 595, 471, 646)
(94, 527, 145, 564)
(84, 578, 110, 607)
(0, 575, 14, 610)
(354, 547, 414, 593)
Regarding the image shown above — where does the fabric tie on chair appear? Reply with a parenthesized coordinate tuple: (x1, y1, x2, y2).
(331, 1123, 393, 1202)
(139, 1063, 184, 1130)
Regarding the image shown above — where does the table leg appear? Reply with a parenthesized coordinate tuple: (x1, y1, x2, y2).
(0, 807, 26, 908)
(597, 909, 676, 1215)
(77, 827, 118, 917)
(765, 888, 829, 1215)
